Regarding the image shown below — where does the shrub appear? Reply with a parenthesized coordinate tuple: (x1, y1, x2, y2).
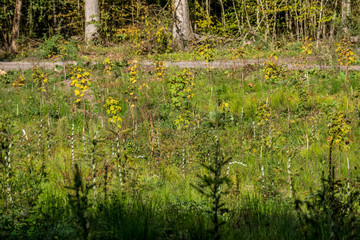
(38, 35, 78, 60)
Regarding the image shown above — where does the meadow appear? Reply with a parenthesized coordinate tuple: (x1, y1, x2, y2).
(1, 38, 360, 239)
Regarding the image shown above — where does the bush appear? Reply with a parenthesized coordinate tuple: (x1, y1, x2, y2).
(38, 35, 78, 60)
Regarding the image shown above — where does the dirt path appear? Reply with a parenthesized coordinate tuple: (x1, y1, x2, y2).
(0, 61, 77, 71)
(1, 58, 360, 71)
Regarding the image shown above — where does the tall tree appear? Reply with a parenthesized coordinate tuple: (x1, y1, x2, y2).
(10, 0, 22, 53)
(172, 0, 194, 48)
(85, 0, 100, 43)
(342, 0, 351, 35)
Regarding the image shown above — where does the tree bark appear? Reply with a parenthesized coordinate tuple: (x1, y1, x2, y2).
(219, 0, 226, 30)
(53, 0, 57, 33)
(10, 0, 22, 53)
(342, 0, 351, 35)
(316, 0, 324, 47)
(264, 0, 270, 41)
(29, 0, 33, 37)
(330, 0, 338, 44)
(206, 0, 210, 19)
(172, 0, 194, 48)
(295, 0, 300, 41)
(272, 0, 278, 42)
(85, 0, 100, 43)
(232, 0, 241, 34)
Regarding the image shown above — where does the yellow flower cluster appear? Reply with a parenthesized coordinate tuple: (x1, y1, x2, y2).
(301, 37, 313, 56)
(197, 44, 215, 64)
(174, 110, 195, 129)
(104, 97, 122, 128)
(70, 67, 92, 103)
(46, 38, 70, 59)
(328, 111, 351, 150)
(155, 60, 166, 81)
(264, 54, 284, 83)
(115, 25, 140, 42)
(126, 60, 139, 108)
(12, 75, 25, 87)
(220, 101, 229, 111)
(182, 69, 195, 99)
(103, 58, 113, 75)
(155, 26, 172, 52)
(32, 68, 48, 92)
(256, 103, 271, 126)
(336, 38, 356, 68)
(129, 60, 138, 85)
(230, 47, 245, 60)
(155, 27, 166, 44)
(58, 40, 69, 58)
(194, 1, 215, 33)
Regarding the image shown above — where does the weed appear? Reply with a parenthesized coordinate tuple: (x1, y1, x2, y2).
(104, 97, 122, 129)
(70, 67, 92, 103)
(102, 58, 113, 76)
(336, 38, 356, 69)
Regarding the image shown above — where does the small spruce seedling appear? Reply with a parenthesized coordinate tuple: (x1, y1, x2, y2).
(192, 137, 231, 240)
(66, 163, 94, 240)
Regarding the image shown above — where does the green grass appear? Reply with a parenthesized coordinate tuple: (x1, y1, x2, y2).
(1, 56, 360, 239)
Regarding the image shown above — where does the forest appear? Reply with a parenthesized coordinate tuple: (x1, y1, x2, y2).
(1, 0, 360, 239)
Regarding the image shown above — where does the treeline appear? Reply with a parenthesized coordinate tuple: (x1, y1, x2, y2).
(0, 0, 359, 51)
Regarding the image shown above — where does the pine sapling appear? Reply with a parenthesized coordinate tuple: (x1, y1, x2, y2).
(5, 142, 13, 205)
(192, 138, 231, 240)
(91, 132, 98, 194)
(66, 163, 93, 240)
(71, 123, 75, 168)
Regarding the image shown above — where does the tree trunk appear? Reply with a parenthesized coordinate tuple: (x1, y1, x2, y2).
(243, 0, 252, 30)
(342, 0, 351, 35)
(206, 0, 210, 19)
(272, 0, 278, 42)
(232, 0, 241, 34)
(172, 0, 194, 48)
(29, 0, 33, 37)
(264, 0, 270, 41)
(295, 0, 300, 41)
(256, 0, 260, 29)
(285, 0, 289, 32)
(329, 0, 338, 44)
(85, 0, 100, 43)
(53, 0, 57, 33)
(219, 0, 226, 30)
(316, 0, 324, 47)
(10, 0, 22, 53)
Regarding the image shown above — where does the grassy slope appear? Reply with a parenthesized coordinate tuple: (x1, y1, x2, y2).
(1, 43, 360, 239)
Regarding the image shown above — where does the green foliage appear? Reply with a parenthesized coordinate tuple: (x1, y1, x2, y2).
(264, 55, 286, 84)
(38, 35, 79, 60)
(167, 69, 194, 108)
(192, 138, 231, 240)
(2, 45, 360, 239)
(70, 66, 92, 103)
(0, 117, 11, 165)
(65, 164, 93, 240)
(295, 176, 360, 240)
(197, 44, 216, 63)
(336, 38, 356, 68)
(167, 69, 195, 129)
(327, 111, 351, 151)
(104, 97, 122, 128)
(32, 68, 48, 93)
